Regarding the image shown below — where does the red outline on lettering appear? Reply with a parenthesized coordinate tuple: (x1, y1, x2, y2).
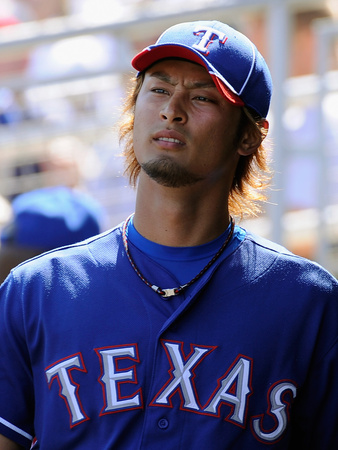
(201, 354, 253, 429)
(45, 352, 89, 428)
(149, 339, 216, 412)
(193, 31, 228, 55)
(250, 379, 297, 445)
(95, 344, 143, 416)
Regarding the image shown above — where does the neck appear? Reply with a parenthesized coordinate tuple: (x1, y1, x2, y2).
(133, 173, 231, 247)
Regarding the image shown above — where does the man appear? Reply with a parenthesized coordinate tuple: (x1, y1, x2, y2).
(0, 20, 337, 449)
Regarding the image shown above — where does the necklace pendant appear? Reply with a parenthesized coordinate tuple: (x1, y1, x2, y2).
(123, 214, 234, 299)
(161, 288, 177, 298)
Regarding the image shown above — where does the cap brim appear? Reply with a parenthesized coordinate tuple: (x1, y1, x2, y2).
(132, 44, 244, 107)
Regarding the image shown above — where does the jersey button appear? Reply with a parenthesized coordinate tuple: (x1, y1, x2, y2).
(158, 418, 169, 430)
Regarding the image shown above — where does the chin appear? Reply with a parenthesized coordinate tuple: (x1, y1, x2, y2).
(141, 157, 202, 188)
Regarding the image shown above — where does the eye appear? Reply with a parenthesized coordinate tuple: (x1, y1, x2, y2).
(195, 96, 210, 102)
(193, 94, 215, 103)
(151, 88, 169, 95)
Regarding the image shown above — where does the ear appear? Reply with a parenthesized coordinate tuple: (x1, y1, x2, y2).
(237, 119, 269, 156)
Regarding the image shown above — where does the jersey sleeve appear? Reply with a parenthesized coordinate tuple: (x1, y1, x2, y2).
(289, 285, 338, 449)
(0, 273, 35, 449)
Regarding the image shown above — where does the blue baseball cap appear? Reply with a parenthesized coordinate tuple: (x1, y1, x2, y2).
(132, 20, 272, 118)
(1, 186, 104, 250)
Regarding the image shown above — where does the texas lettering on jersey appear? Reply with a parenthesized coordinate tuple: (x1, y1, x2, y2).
(45, 339, 297, 445)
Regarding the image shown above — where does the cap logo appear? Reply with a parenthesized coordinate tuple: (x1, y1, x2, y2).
(192, 27, 227, 56)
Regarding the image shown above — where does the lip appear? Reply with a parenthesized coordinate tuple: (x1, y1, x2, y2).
(153, 130, 186, 147)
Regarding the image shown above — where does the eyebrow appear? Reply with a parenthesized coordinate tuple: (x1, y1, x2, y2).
(149, 70, 217, 90)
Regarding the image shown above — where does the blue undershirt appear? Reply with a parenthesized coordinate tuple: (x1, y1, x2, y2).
(127, 216, 245, 285)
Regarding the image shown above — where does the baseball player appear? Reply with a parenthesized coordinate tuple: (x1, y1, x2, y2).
(0, 20, 337, 449)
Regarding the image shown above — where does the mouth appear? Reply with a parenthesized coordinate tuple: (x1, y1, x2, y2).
(156, 137, 183, 145)
(153, 130, 186, 147)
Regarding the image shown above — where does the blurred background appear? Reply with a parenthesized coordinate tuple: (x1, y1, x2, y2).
(0, 0, 337, 276)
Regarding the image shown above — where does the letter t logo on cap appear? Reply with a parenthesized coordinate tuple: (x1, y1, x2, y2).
(193, 27, 228, 55)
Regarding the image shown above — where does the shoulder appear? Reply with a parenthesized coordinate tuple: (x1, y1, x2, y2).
(225, 229, 338, 357)
(2, 223, 124, 286)
(248, 229, 334, 271)
(230, 227, 338, 294)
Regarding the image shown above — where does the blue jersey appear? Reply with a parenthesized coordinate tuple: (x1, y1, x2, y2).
(0, 223, 337, 449)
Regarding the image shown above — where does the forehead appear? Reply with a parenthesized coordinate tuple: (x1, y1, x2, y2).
(144, 58, 217, 88)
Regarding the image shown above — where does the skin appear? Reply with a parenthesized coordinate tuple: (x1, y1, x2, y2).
(0, 434, 22, 449)
(133, 59, 261, 246)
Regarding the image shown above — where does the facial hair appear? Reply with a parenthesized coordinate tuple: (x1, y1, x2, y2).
(141, 157, 203, 188)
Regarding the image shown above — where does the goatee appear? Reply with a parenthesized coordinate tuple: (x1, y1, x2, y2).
(141, 157, 203, 188)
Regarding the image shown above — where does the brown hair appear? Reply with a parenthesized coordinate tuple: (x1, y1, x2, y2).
(119, 73, 272, 219)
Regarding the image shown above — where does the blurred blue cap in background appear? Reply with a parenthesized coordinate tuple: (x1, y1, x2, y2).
(1, 186, 104, 250)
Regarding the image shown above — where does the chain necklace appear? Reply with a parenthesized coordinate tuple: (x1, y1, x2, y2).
(122, 214, 235, 299)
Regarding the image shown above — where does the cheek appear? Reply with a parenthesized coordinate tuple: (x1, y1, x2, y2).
(133, 105, 145, 146)
(201, 127, 239, 171)
(133, 104, 154, 163)
(134, 100, 153, 135)
(132, 126, 142, 163)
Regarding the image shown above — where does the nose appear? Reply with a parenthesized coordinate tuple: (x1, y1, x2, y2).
(160, 94, 187, 123)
